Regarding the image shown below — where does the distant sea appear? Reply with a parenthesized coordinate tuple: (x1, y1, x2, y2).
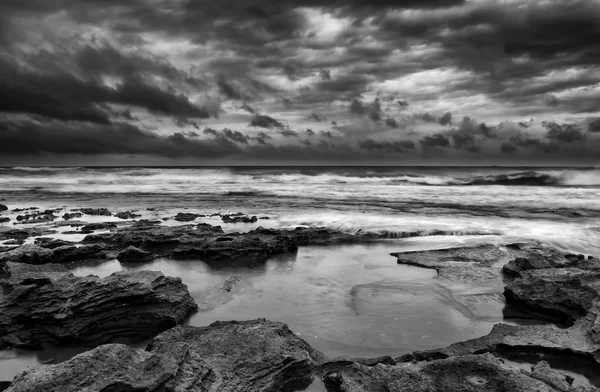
(1, 166, 599, 255)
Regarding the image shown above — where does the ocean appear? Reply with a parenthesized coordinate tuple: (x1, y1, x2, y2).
(1, 166, 599, 383)
(1, 166, 599, 254)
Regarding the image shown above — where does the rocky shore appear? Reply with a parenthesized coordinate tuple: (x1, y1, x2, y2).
(0, 262, 198, 350)
(1, 205, 599, 391)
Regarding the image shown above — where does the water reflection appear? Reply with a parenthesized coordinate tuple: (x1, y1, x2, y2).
(0, 236, 530, 381)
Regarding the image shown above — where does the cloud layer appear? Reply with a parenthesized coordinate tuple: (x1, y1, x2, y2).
(0, 0, 599, 164)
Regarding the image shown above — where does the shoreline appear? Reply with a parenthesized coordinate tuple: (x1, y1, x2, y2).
(0, 203, 599, 391)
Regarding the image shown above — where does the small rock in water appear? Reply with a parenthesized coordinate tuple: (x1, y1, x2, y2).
(79, 208, 112, 216)
(173, 212, 200, 222)
(115, 211, 142, 220)
(221, 214, 258, 223)
(80, 222, 118, 233)
(62, 212, 83, 220)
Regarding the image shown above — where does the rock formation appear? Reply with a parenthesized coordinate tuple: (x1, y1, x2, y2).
(0, 263, 198, 350)
(7, 319, 325, 392)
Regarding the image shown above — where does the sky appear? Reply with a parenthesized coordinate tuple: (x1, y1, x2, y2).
(0, 0, 599, 165)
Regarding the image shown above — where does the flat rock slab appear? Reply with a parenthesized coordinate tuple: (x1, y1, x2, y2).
(0, 244, 109, 266)
(326, 353, 587, 392)
(0, 263, 198, 349)
(7, 319, 326, 392)
(390, 241, 582, 283)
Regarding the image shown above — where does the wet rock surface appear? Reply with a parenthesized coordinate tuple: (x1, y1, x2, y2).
(0, 244, 109, 265)
(393, 241, 600, 391)
(115, 211, 142, 220)
(173, 212, 202, 222)
(325, 353, 574, 392)
(78, 208, 112, 216)
(116, 245, 154, 264)
(0, 228, 57, 245)
(77, 223, 388, 266)
(6, 319, 597, 392)
(14, 210, 58, 225)
(221, 214, 258, 223)
(0, 262, 198, 350)
(62, 212, 82, 220)
(80, 222, 118, 233)
(7, 319, 325, 392)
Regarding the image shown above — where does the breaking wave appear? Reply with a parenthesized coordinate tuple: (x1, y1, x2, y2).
(0, 167, 598, 194)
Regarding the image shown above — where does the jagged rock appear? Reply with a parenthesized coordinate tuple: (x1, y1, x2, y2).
(391, 243, 549, 282)
(0, 244, 108, 265)
(0, 228, 57, 245)
(173, 212, 200, 222)
(0, 204, 7, 212)
(502, 248, 592, 277)
(11, 208, 37, 213)
(79, 208, 112, 216)
(531, 361, 576, 392)
(14, 211, 56, 224)
(0, 218, 9, 223)
(326, 353, 576, 392)
(504, 268, 600, 325)
(6, 317, 596, 392)
(221, 275, 241, 292)
(62, 212, 82, 220)
(33, 238, 76, 249)
(7, 344, 181, 392)
(0, 263, 197, 349)
(116, 245, 153, 264)
(79, 223, 390, 267)
(115, 211, 142, 220)
(80, 222, 118, 233)
(7, 319, 325, 392)
(221, 214, 258, 223)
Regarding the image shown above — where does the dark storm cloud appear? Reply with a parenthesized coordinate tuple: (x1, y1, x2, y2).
(113, 77, 213, 118)
(500, 142, 518, 154)
(420, 134, 450, 148)
(2, 0, 600, 165)
(451, 134, 479, 152)
(239, 102, 256, 114)
(174, 117, 200, 129)
(310, 112, 325, 122)
(203, 128, 251, 144)
(0, 55, 213, 123)
(359, 139, 415, 152)
(76, 45, 206, 88)
(544, 122, 585, 143)
(218, 79, 249, 101)
(0, 118, 238, 158)
(249, 114, 284, 129)
(349, 98, 382, 121)
(371, 1, 600, 111)
(589, 119, 600, 133)
(385, 118, 399, 128)
(280, 129, 299, 138)
(439, 112, 452, 126)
